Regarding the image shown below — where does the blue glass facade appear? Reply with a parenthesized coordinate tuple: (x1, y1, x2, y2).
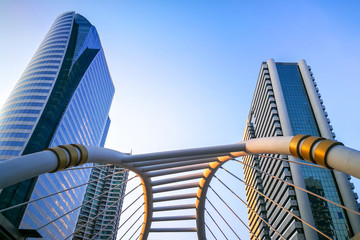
(276, 64, 351, 239)
(0, 11, 115, 239)
(0, 11, 71, 160)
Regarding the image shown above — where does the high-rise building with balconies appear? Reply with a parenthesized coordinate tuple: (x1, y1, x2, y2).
(73, 118, 129, 240)
(242, 59, 360, 239)
(0, 11, 126, 239)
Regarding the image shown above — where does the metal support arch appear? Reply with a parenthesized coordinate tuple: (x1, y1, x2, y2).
(1, 135, 360, 239)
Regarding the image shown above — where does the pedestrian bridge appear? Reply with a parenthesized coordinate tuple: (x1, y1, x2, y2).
(1, 135, 360, 239)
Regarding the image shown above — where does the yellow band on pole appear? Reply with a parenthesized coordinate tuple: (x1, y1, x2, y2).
(300, 136, 324, 163)
(71, 144, 88, 166)
(314, 140, 343, 169)
(46, 147, 68, 173)
(59, 144, 79, 168)
(289, 134, 309, 159)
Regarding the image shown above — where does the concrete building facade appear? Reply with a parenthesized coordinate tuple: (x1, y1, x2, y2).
(242, 59, 360, 240)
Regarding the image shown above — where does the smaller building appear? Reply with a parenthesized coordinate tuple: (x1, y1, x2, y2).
(73, 118, 128, 240)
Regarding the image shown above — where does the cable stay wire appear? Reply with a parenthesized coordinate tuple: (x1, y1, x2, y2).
(211, 175, 286, 240)
(256, 154, 326, 169)
(65, 189, 144, 240)
(219, 168, 332, 240)
(233, 158, 360, 217)
(37, 178, 137, 232)
(205, 208, 228, 240)
(89, 204, 140, 240)
(77, 192, 143, 236)
(117, 202, 145, 233)
(36, 174, 139, 231)
(81, 191, 144, 240)
(205, 222, 218, 240)
(115, 193, 144, 219)
(208, 185, 258, 239)
(118, 207, 145, 240)
(128, 221, 144, 240)
(0, 169, 128, 213)
(135, 232, 142, 240)
(126, 204, 146, 240)
(67, 203, 120, 240)
(206, 197, 242, 240)
(117, 197, 146, 240)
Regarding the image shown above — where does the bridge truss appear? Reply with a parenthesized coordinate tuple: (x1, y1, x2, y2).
(1, 135, 360, 239)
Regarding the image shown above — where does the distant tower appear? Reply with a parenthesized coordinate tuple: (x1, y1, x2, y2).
(73, 118, 129, 240)
(242, 59, 360, 239)
(0, 11, 126, 239)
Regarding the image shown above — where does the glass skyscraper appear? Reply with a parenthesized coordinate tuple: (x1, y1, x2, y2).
(243, 59, 360, 239)
(0, 11, 125, 239)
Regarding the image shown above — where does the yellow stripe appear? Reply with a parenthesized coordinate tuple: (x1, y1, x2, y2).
(289, 134, 309, 159)
(300, 136, 324, 163)
(59, 144, 79, 168)
(71, 144, 88, 166)
(314, 140, 343, 169)
(46, 147, 68, 172)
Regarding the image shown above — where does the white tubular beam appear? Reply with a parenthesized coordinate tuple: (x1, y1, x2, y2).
(327, 146, 360, 179)
(138, 158, 213, 172)
(151, 173, 203, 186)
(153, 204, 196, 212)
(153, 193, 197, 202)
(0, 151, 58, 189)
(152, 182, 199, 193)
(146, 163, 210, 177)
(243, 136, 292, 155)
(152, 215, 196, 221)
(86, 146, 130, 165)
(244, 136, 360, 180)
(2, 135, 360, 240)
(117, 144, 245, 163)
(130, 156, 218, 168)
(2, 137, 360, 189)
(150, 228, 197, 232)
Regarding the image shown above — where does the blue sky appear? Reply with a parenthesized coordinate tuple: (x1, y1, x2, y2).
(0, 1, 360, 239)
